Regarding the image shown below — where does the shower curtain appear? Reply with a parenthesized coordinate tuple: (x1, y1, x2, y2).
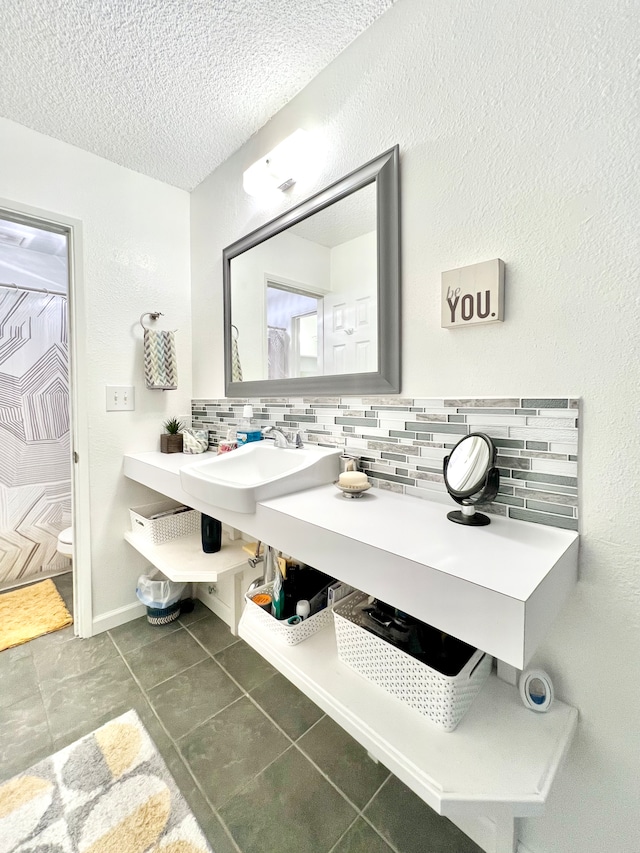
(267, 326, 290, 380)
(0, 289, 71, 585)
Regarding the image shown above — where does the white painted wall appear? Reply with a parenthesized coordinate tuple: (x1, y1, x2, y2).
(0, 117, 192, 627)
(190, 1, 640, 850)
(329, 231, 376, 298)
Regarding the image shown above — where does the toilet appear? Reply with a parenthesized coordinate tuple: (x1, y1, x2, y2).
(57, 527, 73, 557)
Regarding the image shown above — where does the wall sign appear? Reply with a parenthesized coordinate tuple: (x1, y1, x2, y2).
(441, 258, 505, 328)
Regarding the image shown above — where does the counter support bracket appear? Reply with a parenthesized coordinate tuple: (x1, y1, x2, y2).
(497, 660, 520, 686)
(493, 811, 518, 853)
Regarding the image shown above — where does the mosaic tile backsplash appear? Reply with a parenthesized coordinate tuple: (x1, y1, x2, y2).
(192, 397, 579, 531)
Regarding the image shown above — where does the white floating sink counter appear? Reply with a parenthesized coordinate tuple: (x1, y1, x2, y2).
(124, 451, 579, 668)
(179, 441, 340, 512)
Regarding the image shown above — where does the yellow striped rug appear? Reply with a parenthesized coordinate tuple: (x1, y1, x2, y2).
(0, 579, 72, 652)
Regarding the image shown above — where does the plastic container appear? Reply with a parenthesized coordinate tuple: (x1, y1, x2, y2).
(237, 405, 262, 446)
(333, 592, 492, 731)
(129, 500, 199, 546)
(244, 582, 333, 645)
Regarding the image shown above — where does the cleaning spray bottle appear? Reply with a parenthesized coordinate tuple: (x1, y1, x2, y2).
(237, 405, 262, 446)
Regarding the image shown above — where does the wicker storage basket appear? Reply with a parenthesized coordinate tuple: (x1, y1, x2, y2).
(129, 500, 199, 546)
(333, 592, 492, 731)
(245, 582, 333, 646)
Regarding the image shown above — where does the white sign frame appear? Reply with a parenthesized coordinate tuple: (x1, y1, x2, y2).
(441, 259, 505, 329)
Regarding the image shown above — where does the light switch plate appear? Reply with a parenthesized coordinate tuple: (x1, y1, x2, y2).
(106, 385, 135, 411)
(441, 258, 505, 328)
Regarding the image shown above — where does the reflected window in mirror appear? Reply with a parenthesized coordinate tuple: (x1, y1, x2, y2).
(223, 147, 399, 396)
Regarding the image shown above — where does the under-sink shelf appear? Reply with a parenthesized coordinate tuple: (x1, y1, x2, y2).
(123, 530, 247, 583)
(123, 452, 579, 669)
(238, 605, 578, 822)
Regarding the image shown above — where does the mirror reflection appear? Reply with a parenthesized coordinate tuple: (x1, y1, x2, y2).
(230, 184, 377, 382)
(445, 435, 491, 494)
(223, 146, 399, 397)
(443, 433, 499, 527)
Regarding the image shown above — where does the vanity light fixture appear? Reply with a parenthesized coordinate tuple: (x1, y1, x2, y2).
(242, 129, 310, 197)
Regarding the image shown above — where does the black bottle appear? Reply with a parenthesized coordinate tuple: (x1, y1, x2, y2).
(201, 514, 222, 553)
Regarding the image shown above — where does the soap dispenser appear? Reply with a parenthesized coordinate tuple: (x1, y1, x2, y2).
(237, 405, 262, 446)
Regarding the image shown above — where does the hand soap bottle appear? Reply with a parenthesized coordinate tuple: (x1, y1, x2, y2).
(237, 405, 262, 446)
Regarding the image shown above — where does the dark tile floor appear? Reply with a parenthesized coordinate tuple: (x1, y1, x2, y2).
(0, 575, 482, 853)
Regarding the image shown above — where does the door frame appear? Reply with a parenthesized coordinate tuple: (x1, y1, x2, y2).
(0, 197, 92, 637)
(264, 274, 327, 379)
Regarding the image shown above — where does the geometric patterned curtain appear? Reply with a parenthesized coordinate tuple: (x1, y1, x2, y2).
(0, 289, 71, 585)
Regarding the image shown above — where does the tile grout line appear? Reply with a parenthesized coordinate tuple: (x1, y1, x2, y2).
(181, 621, 399, 848)
(31, 645, 57, 761)
(181, 646, 374, 839)
(111, 631, 244, 853)
(174, 694, 247, 745)
(353, 775, 406, 853)
(325, 815, 361, 853)
(32, 582, 87, 754)
(236, 682, 392, 841)
(294, 744, 396, 853)
(111, 613, 400, 853)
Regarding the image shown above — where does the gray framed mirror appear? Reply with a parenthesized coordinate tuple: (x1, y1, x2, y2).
(223, 146, 400, 396)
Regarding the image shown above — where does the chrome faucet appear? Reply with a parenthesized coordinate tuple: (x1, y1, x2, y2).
(262, 426, 304, 448)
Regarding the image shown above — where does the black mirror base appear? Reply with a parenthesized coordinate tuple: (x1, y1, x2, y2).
(447, 510, 491, 526)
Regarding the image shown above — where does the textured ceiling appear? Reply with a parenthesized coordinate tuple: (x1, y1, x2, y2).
(0, 0, 396, 191)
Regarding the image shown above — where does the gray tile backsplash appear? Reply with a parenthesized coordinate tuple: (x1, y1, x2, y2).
(192, 397, 580, 531)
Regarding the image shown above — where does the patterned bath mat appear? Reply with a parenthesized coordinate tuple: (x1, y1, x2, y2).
(0, 578, 73, 652)
(0, 709, 213, 853)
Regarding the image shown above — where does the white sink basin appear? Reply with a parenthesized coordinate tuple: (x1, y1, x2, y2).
(179, 442, 341, 513)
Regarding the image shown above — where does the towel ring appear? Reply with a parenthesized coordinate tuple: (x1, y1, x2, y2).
(140, 312, 177, 332)
(140, 312, 163, 330)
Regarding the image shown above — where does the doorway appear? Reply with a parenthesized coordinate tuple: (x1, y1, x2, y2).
(0, 201, 91, 636)
(265, 281, 324, 379)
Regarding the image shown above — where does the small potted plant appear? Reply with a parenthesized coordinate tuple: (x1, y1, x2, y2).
(161, 417, 184, 453)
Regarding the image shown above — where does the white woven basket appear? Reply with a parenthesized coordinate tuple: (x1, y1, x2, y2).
(245, 582, 333, 646)
(333, 592, 492, 731)
(129, 500, 200, 546)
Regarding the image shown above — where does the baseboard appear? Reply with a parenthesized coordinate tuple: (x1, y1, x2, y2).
(92, 601, 147, 634)
(449, 814, 534, 853)
(0, 568, 72, 593)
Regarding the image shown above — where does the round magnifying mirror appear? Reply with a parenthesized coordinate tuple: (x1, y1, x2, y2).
(443, 433, 499, 526)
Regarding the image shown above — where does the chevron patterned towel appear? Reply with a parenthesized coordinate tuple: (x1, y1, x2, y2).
(231, 335, 243, 382)
(144, 328, 178, 390)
